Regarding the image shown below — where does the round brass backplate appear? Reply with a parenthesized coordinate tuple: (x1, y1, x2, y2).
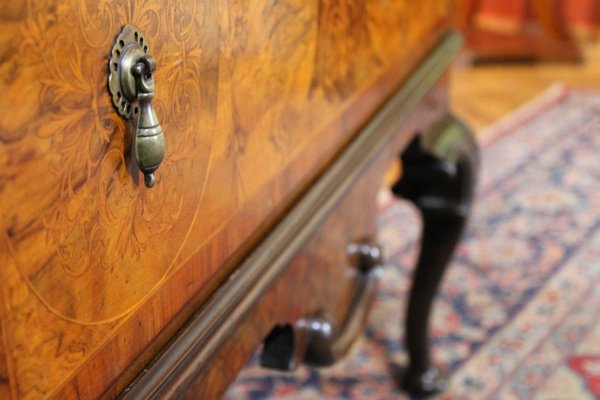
(108, 25, 150, 120)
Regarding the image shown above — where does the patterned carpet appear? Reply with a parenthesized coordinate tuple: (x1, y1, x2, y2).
(225, 85, 600, 399)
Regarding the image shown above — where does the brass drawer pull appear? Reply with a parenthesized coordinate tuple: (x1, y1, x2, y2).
(108, 25, 165, 188)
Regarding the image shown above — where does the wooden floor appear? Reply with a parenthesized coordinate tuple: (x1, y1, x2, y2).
(450, 43, 600, 132)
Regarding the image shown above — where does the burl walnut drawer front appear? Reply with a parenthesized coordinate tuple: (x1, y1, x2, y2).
(0, 1, 449, 398)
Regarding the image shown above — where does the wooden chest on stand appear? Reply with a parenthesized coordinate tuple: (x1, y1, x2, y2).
(0, 1, 478, 398)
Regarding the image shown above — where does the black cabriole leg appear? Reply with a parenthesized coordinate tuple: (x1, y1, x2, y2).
(392, 115, 479, 396)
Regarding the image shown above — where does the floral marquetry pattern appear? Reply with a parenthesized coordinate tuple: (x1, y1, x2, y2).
(0, 0, 215, 323)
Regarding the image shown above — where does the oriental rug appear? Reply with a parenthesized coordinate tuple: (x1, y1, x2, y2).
(226, 84, 600, 399)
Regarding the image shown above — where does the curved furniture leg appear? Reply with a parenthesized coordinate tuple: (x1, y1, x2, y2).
(391, 116, 479, 396)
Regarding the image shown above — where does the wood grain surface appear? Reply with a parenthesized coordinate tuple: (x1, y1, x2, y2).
(0, 1, 449, 398)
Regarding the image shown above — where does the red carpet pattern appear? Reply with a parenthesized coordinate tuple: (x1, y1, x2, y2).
(225, 85, 600, 399)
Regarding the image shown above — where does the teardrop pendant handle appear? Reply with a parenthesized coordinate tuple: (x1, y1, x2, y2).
(108, 25, 165, 188)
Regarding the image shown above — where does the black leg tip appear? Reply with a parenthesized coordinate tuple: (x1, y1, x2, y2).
(393, 364, 448, 397)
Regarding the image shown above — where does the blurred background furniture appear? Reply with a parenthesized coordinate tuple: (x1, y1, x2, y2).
(454, 0, 588, 62)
